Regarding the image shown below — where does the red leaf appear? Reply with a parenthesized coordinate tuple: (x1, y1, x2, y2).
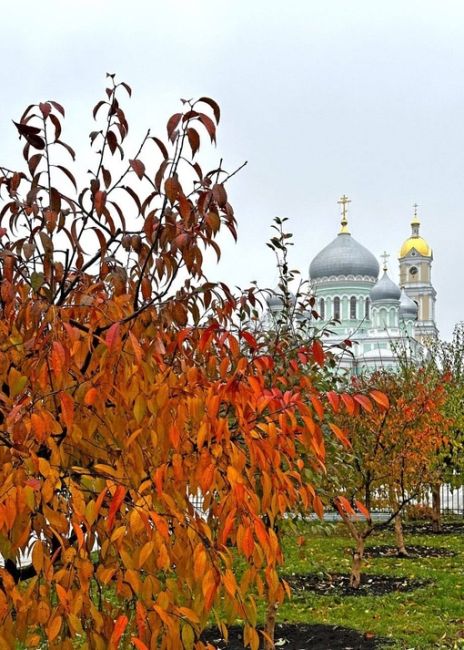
(105, 322, 121, 351)
(312, 339, 325, 366)
(187, 128, 200, 157)
(151, 136, 169, 160)
(212, 183, 227, 207)
(341, 393, 356, 415)
(129, 159, 145, 180)
(39, 102, 51, 118)
(327, 391, 340, 412)
(353, 394, 373, 412)
(166, 112, 182, 141)
(50, 101, 65, 116)
(198, 96, 221, 123)
(164, 177, 180, 204)
(199, 113, 216, 143)
(120, 82, 132, 97)
(94, 190, 106, 217)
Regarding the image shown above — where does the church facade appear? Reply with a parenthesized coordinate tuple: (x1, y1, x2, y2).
(268, 196, 437, 374)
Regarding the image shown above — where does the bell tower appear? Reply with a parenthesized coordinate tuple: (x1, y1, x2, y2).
(398, 204, 437, 342)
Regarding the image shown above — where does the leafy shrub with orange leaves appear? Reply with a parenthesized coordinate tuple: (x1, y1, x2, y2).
(0, 77, 375, 649)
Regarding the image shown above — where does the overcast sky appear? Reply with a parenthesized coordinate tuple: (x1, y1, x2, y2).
(1, 0, 463, 338)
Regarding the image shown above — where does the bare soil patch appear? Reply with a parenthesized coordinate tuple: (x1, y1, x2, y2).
(202, 623, 392, 649)
(401, 521, 464, 535)
(363, 544, 456, 559)
(284, 572, 431, 596)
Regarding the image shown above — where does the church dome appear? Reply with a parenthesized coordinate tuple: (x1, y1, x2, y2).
(399, 211, 432, 258)
(310, 232, 380, 280)
(399, 288, 418, 320)
(266, 289, 296, 311)
(370, 270, 401, 303)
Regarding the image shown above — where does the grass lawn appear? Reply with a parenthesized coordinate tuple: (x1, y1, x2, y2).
(273, 518, 464, 649)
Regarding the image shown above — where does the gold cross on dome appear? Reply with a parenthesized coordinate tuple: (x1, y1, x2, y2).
(337, 194, 351, 233)
(413, 202, 419, 216)
(381, 250, 390, 272)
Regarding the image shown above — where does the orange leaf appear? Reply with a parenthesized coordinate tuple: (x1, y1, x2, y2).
(355, 499, 371, 519)
(31, 412, 46, 440)
(60, 392, 74, 430)
(84, 387, 98, 406)
(131, 639, 149, 650)
(129, 331, 144, 365)
(110, 615, 128, 649)
(370, 389, 390, 409)
(51, 341, 66, 377)
(107, 485, 126, 531)
(242, 526, 254, 559)
(328, 422, 350, 447)
(222, 569, 237, 597)
(47, 615, 62, 642)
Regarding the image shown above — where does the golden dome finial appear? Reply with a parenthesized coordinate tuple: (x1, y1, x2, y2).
(399, 203, 432, 258)
(381, 250, 390, 272)
(337, 194, 351, 233)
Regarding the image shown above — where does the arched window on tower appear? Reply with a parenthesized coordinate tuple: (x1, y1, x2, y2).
(350, 296, 357, 320)
(365, 298, 370, 320)
(334, 297, 340, 321)
(319, 297, 325, 319)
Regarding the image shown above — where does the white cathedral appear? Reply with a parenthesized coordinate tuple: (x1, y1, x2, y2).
(267, 196, 437, 374)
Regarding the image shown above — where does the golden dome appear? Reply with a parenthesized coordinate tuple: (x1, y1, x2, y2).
(399, 236, 432, 258)
(399, 208, 432, 258)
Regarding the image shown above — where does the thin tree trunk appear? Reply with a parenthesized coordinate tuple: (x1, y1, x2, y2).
(394, 513, 408, 557)
(263, 596, 278, 650)
(365, 480, 372, 513)
(431, 483, 442, 533)
(350, 535, 365, 589)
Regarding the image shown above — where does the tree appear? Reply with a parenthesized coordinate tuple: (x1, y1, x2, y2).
(329, 367, 447, 587)
(427, 323, 464, 531)
(0, 77, 372, 649)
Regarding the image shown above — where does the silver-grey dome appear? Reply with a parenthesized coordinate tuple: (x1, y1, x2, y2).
(399, 288, 418, 319)
(266, 289, 296, 311)
(370, 271, 401, 303)
(309, 233, 379, 280)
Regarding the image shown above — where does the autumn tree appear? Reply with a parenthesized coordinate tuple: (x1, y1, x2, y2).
(0, 77, 375, 649)
(329, 367, 447, 587)
(427, 322, 464, 531)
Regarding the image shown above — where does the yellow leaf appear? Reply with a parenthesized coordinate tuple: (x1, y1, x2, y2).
(31, 540, 44, 574)
(181, 624, 195, 650)
(47, 615, 62, 642)
(37, 600, 50, 624)
(134, 395, 146, 424)
(138, 541, 154, 569)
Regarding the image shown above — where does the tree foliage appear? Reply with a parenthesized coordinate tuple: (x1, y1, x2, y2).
(330, 367, 448, 585)
(0, 77, 377, 649)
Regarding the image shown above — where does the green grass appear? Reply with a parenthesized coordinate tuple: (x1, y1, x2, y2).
(274, 518, 464, 649)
